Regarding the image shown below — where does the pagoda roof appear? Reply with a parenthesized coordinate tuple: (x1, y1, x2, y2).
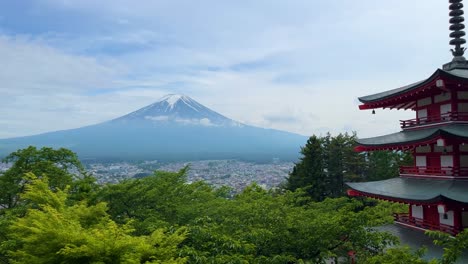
(346, 177, 468, 204)
(355, 124, 468, 151)
(358, 68, 468, 110)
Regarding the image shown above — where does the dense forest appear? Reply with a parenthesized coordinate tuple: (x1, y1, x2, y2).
(0, 134, 466, 263)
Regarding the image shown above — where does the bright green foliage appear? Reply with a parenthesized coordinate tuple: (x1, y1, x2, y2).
(286, 135, 326, 201)
(0, 146, 435, 263)
(365, 150, 413, 181)
(322, 132, 365, 196)
(286, 133, 366, 201)
(0, 146, 87, 209)
(286, 133, 414, 201)
(97, 168, 403, 263)
(358, 200, 407, 227)
(0, 147, 98, 263)
(365, 246, 437, 264)
(181, 186, 399, 263)
(97, 166, 218, 234)
(428, 229, 468, 264)
(5, 174, 187, 264)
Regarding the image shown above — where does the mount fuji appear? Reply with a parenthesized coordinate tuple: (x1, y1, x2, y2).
(0, 95, 307, 161)
(113, 94, 243, 127)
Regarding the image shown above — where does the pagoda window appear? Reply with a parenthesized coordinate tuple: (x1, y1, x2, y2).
(460, 144, 468, 152)
(440, 210, 455, 226)
(434, 145, 453, 153)
(434, 92, 451, 103)
(417, 108, 427, 121)
(416, 145, 431, 153)
(458, 103, 468, 113)
(462, 212, 468, 228)
(440, 155, 453, 167)
(417, 97, 432, 107)
(411, 205, 424, 219)
(460, 155, 468, 167)
(458, 91, 468, 100)
(416, 156, 427, 167)
(441, 155, 454, 175)
(440, 103, 452, 120)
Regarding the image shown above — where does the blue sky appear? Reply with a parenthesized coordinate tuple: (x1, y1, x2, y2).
(0, 0, 453, 138)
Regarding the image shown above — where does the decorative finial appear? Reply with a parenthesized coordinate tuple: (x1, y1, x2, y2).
(443, 0, 468, 70)
(449, 0, 467, 59)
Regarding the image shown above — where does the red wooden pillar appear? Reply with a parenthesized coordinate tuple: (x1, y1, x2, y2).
(424, 205, 440, 227)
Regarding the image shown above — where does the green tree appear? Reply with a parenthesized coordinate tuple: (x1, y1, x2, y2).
(0, 146, 431, 263)
(341, 132, 367, 182)
(287, 133, 365, 200)
(286, 135, 327, 201)
(0, 146, 86, 209)
(427, 229, 468, 264)
(365, 150, 413, 181)
(0, 147, 97, 263)
(324, 133, 348, 197)
(96, 166, 218, 234)
(365, 246, 436, 264)
(4, 173, 187, 264)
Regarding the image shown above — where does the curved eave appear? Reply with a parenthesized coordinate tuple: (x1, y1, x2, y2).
(346, 177, 468, 204)
(347, 189, 444, 204)
(358, 69, 468, 110)
(355, 124, 468, 151)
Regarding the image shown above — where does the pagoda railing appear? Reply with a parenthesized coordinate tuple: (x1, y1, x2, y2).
(400, 111, 468, 129)
(399, 166, 468, 177)
(393, 213, 462, 236)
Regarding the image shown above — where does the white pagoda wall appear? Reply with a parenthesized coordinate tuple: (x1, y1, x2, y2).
(439, 211, 454, 226)
(411, 205, 423, 219)
(460, 155, 468, 167)
(462, 212, 468, 227)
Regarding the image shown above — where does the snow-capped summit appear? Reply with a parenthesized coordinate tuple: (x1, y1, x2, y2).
(159, 94, 190, 110)
(0, 93, 307, 162)
(114, 94, 242, 127)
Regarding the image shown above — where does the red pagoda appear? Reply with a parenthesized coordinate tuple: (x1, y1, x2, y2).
(347, 0, 468, 236)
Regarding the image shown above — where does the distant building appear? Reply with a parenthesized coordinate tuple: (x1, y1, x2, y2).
(347, 0, 468, 236)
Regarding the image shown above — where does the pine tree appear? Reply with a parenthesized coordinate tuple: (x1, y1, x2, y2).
(326, 133, 346, 198)
(286, 135, 327, 201)
(364, 150, 413, 181)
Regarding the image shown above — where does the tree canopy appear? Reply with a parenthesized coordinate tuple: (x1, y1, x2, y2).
(0, 146, 87, 210)
(0, 145, 460, 264)
(286, 133, 413, 201)
(5, 173, 187, 264)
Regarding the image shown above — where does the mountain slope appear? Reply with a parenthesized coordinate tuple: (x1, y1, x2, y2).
(0, 95, 307, 161)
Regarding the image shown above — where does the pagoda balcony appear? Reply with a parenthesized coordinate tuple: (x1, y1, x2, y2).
(400, 111, 468, 129)
(399, 166, 468, 178)
(393, 213, 461, 236)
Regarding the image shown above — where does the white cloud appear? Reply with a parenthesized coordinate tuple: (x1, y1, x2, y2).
(0, 0, 454, 140)
(199, 118, 213, 127)
(174, 118, 217, 127)
(0, 36, 122, 95)
(145, 116, 169, 121)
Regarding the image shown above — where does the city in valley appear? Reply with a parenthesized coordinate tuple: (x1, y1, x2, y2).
(74, 160, 292, 192)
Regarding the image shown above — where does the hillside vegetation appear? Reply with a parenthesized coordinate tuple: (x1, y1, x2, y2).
(0, 141, 461, 263)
